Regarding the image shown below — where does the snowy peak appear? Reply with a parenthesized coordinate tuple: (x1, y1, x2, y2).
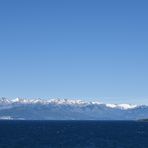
(0, 98, 140, 110)
(0, 98, 100, 106)
(106, 103, 138, 110)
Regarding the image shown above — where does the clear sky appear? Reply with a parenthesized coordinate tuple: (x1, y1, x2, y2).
(0, 0, 148, 104)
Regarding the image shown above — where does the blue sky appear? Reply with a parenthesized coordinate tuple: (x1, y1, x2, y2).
(0, 0, 148, 104)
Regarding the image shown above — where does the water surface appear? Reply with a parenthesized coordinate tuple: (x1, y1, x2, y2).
(0, 120, 148, 148)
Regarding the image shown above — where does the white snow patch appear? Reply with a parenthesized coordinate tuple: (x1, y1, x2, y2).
(0, 116, 13, 120)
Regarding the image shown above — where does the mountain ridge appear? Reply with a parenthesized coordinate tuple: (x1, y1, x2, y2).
(0, 98, 147, 120)
(0, 97, 141, 109)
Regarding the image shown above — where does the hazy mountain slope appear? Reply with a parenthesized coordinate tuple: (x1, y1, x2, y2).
(0, 98, 147, 120)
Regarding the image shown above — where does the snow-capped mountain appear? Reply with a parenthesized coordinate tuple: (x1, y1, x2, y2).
(0, 98, 147, 120)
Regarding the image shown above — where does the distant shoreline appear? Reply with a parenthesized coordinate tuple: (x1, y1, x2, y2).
(137, 119, 148, 122)
(0, 119, 137, 122)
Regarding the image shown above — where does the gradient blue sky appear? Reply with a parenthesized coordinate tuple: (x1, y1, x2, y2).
(0, 0, 148, 104)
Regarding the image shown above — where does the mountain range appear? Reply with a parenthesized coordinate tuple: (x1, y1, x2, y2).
(0, 98, 147, 120)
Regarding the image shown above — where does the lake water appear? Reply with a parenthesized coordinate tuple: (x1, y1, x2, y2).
(0, 121, 148, 148)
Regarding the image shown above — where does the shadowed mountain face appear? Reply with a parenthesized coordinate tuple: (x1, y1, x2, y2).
(0, 98, 148, 120)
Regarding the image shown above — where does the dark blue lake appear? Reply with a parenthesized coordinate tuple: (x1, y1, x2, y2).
(0, 120, 148, 148)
